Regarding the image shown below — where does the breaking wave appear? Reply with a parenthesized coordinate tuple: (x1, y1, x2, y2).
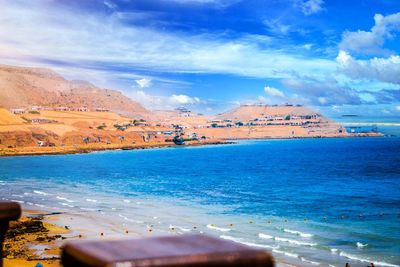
(207, 224, 230, 232)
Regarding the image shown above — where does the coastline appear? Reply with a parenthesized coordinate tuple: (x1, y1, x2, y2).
(0, 139, 232, 157)
(4, 209, 296, 267)
(221, 131, 385, 140)
(0, 132, 384, 157)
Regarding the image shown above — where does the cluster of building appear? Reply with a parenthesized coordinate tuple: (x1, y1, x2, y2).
(200, 114, 321, 128)
(240, 102, 299, 107)
(10, 106, 110, 114)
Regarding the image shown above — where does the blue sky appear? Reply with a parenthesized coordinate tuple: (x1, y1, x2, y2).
(0, 0, 399, 119)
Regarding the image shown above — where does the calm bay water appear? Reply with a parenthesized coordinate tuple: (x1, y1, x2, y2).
(1, 137, 400, 266)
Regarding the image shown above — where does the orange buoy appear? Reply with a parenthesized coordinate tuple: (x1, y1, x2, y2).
(341, 216, 344, 220)
(323, 217, 327, 220)
(193, 226, 197, 229)
(359, 214, 362, 217)
(304, 218, 307, 221)
(230, 223, 233, 227)
(126, 230, 129, 234)
(101, 232, 104, 236)
(149, 228, 152, 232)
(171, 227, 175, 231)
(284, 219, 287, 222)
(268, 220, 271, 224)
(249, 221, 253, 224)
(78, 234, 82, 238)
(211, 224, 214, 226)
(380, 213, 383, 216)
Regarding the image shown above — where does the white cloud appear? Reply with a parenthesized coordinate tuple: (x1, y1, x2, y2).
(264, 19, 292, 36)
(339, 12, 400, 55)
(296, 0, 325, 16)
(135, 78, 152, 88)
(129, 90, 203, 110)
(0, 0, 336, 83)
(169, 94, 200, 104)
(317, 97, 327, 104)
(282, 75, 362, 105)
(397, 106, 400, 111)
(264, 86, 286, 98)
(336, 50, 400, 84)
(104, 1, 117, 10)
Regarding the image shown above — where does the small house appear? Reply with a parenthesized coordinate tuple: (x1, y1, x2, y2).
(10, 108, 25, 114)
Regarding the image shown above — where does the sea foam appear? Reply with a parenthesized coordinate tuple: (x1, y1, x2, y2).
(57, 196, 74, 203)
(34, 190, 49, 196)
(275, 237, 317, 247)
(283, 228, 313, 238)
(330, 248, 339, 254)
(207, 224, 230, 232)
(119, 214, 143, 223)
(258, 233, 274, 239)
(272, 249, 299, 259)
(220, 235, 275, 249)
(300, 257, 320, 265)
(60, 202, 73, 207)
(339, 251, 399, 267)
(356, 242, 368, 248)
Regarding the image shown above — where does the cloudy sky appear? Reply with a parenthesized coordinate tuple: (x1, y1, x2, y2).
(0, 0, 399, 118)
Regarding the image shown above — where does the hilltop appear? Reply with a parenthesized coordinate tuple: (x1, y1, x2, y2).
(195, 104, 351, 139)
(215, 104, 319, 121)
(0, 64, 149, 118)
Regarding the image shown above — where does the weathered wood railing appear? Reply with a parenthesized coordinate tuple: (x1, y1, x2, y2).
(0, 201, 22, 267)
(62, 234, 275, 267)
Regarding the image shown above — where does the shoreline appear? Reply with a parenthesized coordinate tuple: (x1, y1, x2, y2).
(4, 209, 297, 267)
(221, 132, 385, 140)
(0, 140, 232, 157)
(0, 132, 385, 157)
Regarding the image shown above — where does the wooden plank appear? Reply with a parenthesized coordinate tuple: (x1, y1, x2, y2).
(0, 201, 21, 221)
(62, 234, 274, 267)
(0, 201, 22, 267)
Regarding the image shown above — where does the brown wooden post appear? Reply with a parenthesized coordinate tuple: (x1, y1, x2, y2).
(0, 201, 22, 267)
(62, 233, 275, 267)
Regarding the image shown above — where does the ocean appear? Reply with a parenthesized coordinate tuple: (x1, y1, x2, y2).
(1, 137, 400, 267)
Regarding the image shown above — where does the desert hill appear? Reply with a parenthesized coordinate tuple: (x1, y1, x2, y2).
(215, 104, 326, 122)
(150, 108, 211, 128)
(0, 64, 148, 117)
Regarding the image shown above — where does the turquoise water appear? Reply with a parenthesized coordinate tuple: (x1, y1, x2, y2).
(1, 137, 400, 266)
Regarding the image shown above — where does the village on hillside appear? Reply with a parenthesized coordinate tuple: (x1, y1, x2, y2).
(0, 64, 384, 156)
(0, 102, 384, 155)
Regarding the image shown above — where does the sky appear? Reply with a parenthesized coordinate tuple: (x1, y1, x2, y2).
(0, 0, 399, 119)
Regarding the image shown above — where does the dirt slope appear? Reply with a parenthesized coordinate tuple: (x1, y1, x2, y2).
(0, 64, 148, 117)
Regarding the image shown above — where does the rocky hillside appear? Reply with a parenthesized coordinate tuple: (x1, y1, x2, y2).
(0, 64, 149, 117)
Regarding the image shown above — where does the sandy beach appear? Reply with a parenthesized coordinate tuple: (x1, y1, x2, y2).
(4, 209, 294, 267)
